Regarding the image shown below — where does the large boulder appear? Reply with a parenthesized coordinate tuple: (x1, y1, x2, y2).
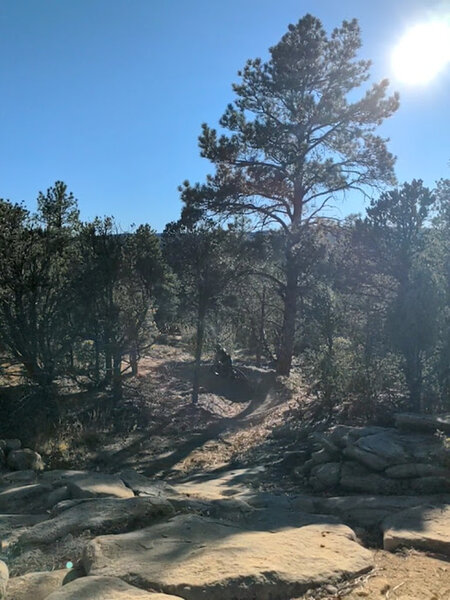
(0, 561, 8, 600)
(66, 473, 134, 499)
(382, 504, 450, 555)
(395, 413, 450, 434)
(349, 432, 409, 468)
(5, 569, 67, 600)
(327, 426, 388, 449)
(309, 463, 341, 492)
(340, 462, 402, 494)
(7, 449, 44, 472)
(84, 514, 373, 600)
(45, 576, 184, 599)
(18, 496, 174, 547)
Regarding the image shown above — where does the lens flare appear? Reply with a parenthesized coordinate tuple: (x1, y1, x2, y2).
(392, 20, 450, 84)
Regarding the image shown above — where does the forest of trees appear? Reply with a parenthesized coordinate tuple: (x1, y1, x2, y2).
(0, 15, 449, 421)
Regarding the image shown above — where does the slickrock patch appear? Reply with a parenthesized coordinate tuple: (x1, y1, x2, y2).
(83, 514, 373, 600)
(0, 484, 52, 514)
(382, 504, 450, 555)
(5, 569, 67, 600)
(18, 496, 174, 547)
(44, 576, 185, 599)
(66, 473, 134, 499)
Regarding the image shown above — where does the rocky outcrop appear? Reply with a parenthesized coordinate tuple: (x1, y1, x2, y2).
(303, 419, 450, 495)
(0, 430, 447, 600)
(18, 496, 174, 547)
(84, 513, 374, 600)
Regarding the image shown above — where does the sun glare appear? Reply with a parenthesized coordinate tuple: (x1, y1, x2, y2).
(392, 20, 450, 85)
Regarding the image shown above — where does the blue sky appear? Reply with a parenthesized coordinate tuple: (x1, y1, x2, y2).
(1, 0, 449, 231)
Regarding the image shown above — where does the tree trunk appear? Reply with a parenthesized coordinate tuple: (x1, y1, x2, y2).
(256, 286, 266, 367)
(104, 345, 112, 383)
(94, 340, 100, 385)
(277, 250, 298, 376)
(130, 344, 138, 376)
(192, 306, 206, 404)
(406, 349, 423, 413)
(112, 352, 122, 402)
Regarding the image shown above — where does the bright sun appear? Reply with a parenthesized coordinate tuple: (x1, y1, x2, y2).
(392, 20, 450, 85)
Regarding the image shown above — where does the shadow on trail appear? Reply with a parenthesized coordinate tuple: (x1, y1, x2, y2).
(140, 367, 277, 478)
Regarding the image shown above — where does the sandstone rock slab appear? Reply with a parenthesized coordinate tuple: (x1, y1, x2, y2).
(84, 514, 373, 600)
(410, 476, 450, 494)
(5, 569, 67, 600)
(385, 463, 449, 478)
(1, 471, 37, 485)
(118, 470, 175, 498)
(18, 496, 174, 547)
(0, 484, 52, 514)
(383, 504, 450, 555)
(311, 495, 450, 527)
(67, 473, 134, 499)
(0, 560, 8, 600)
(45, 576, 184, 599)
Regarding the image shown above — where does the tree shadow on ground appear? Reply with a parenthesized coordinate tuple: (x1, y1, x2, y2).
(103, 361, 278, 477)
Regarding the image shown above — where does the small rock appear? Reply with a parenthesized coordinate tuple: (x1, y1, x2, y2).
(5, 569, 67, 600)
(4, 439, 21, 453)
(7, 449, 44, 472)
